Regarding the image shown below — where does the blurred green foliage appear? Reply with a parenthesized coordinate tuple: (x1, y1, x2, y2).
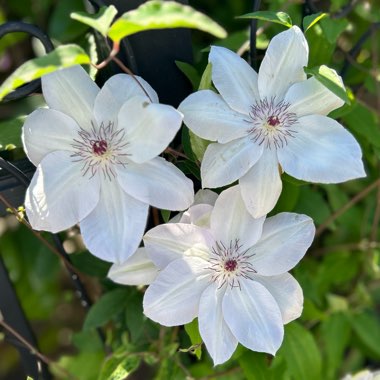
(0, 0, 380, 379)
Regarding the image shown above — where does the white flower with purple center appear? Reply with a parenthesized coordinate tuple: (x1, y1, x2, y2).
(179, 26, 365, 218)
(143, 186, 315, 365)
(22, 65, 194, 264)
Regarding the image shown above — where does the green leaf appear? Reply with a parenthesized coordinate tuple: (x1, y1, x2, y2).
(278, 322, 322, 380)
(189, 130, 211, 162)
(108, 0, 226, 42)
(175, 61, 200, 90)
(237, 11, 292, 28)
(320, 16, 348, 44)
(98, 355, 140, 380)
(198, 62, 212, 90)
(160, 209, 171, 223)
(71, 5, 118, 37)
(184, 319, 202, 359)
(0, 44, 91, 102)
(0, 116, 25, 150)
(83, 288, 129, 330)
(70, 251, 111, 278)
(350, 311, 380, 358)
(239, 351, 273, 380)
(304, 65, 350, 104)
(303, 12, 327, 32)
(320, 313, 351, 379)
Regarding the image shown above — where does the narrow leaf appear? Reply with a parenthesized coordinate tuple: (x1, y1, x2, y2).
(0, 44, 91, 102)
(98, 355, 140, 380)
(175, 61, 200, 90)
(304, 65, 350, 104)
(184, 319, 202, 359)
(237, 11, 293, 28)
(303, 12, 327, 32)
(71, 5, 118, 37)
(108, 0, 227, 42)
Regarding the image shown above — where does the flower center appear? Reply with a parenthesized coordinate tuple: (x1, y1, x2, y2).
(245, 97, 298, 149)
(207, 239, 256, 289)
(71, 121, 130, 180)
(92, 140, 108, 156)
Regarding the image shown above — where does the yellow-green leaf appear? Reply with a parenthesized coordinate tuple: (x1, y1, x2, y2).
(108, 0, 226, 42)
(237, 11, 292, 28)
(71, 5, 118, 37)
(0, 44, 91, 102)
(304, 64, 350, 104)
(303, 12, 327, 32)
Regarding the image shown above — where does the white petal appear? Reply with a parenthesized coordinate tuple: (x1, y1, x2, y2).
(42, 65, 99, 131)
(118, 96, 182, 163)
(240, 149, 282, 218)
(199, 283, 238, 366)
(277, 115, 366, 183)
(143, 257, 210, 326)
(108, 248, 158, 285)
(193, 189, 218, 206)
(179, 90, 249, 143)
(80, 180, 148, 264)
(223, 279, 284, 355)
(22, 108, 79, 166)
(209, 46, 260, 114)
(201, 138, 263, 189)
(251, 213, 315, 276)
(285, 76, 344, 116)
(144, 223, 212, 269)
(25, 151, 100, 233)
(258, 26, 308, 100)
(253, 273, 303, 324)
(117, 157, 194, 210)
(211, 186, 265, 248)
(180, 204, 213, 227)
(94, 74, 159, 125)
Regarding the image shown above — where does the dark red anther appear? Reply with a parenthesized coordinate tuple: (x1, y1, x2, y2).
(224, 259, 237, 272)
(92, 140, 108, 156)
(267, 115, 280, 126)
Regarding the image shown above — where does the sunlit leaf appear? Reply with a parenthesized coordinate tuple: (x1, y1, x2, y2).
(0, 44, 91, 101)
(98, 355, 140, 380)
(237, 11, 292, 28)
(303, 12, 327, 32)
(304, 65, 350, 104)
(108, 0, 227, 42)
(71, 5, 118, 37)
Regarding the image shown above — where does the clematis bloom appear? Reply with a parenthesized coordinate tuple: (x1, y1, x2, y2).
(143, 186, 315, 365)
(179, 26, 365, 218)
(22, 65, 194, 263)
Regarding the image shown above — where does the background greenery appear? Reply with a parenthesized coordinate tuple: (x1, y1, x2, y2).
(0, 0, 379, 379)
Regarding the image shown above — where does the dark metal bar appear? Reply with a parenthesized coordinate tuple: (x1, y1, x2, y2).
(249, 0, 261, 70)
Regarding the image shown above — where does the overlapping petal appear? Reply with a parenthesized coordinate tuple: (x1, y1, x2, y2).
(258, 26, 308, 100)
(143, 257, 210, 326)
(210, 186, 265, 248)
(42, 65, 99, 131)
(209, 46, 260, 114)
(80, 180, 149, 264)
(199, 283, 238, 365)
(253, 273, 303, 324)
(108, 248, 158, 286)
(93, 73, 159, 125)
(22, 108, 79, 166)
(251, 213, 315, 276)
(117, 157, 194, 210)
(285, 76, 344, 117)
(118, 96, 182, 163)
(179, 90, 249, 143)
(201, 138, 263, 188)
(25, 151, 100, 233)
(144, 223, 212, 269)
(240, 149, 282, 218)
(223, 279, 284, 355)
(278, 115, 366, 183)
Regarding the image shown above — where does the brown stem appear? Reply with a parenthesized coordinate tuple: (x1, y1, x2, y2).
(0, 318, 78, 380)
(93, 41, 120, 69)
(315, 179, 380, 237)
(164, 147, 189, 160)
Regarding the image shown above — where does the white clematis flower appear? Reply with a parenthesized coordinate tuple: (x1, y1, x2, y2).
(143, 186, 315, 365)
(22, 65, 194, 264)
(179, 26, 365, 218)
(108, 189, 218, 285)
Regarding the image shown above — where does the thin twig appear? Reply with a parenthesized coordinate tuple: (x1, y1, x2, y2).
(0, 318, 78, 380)
(316, 179, 380, 237)
(164, 147, 189, 160)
